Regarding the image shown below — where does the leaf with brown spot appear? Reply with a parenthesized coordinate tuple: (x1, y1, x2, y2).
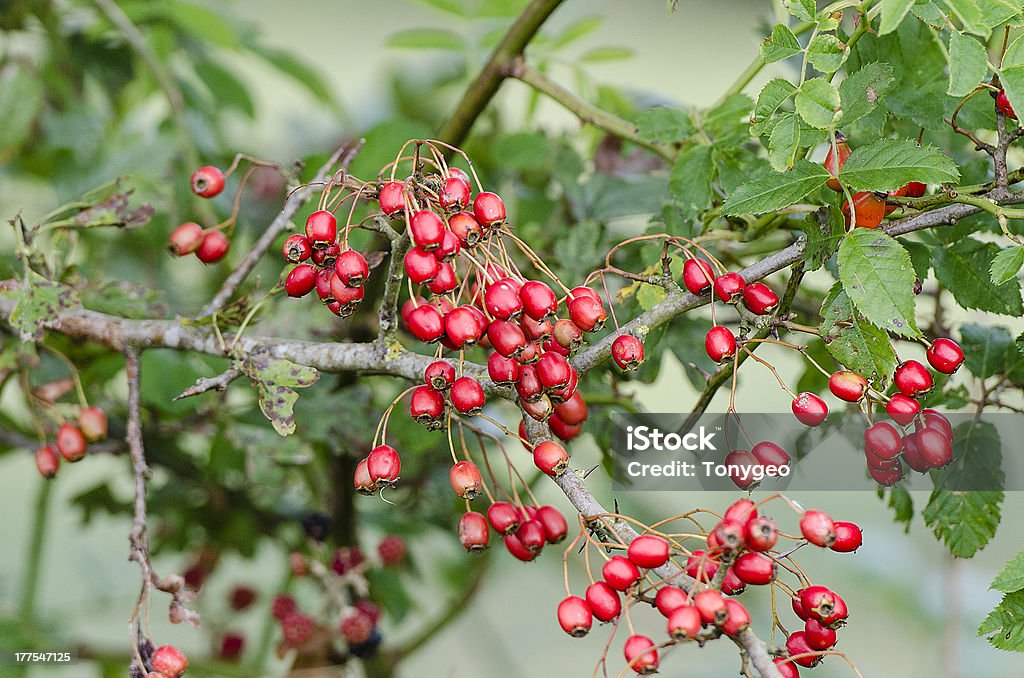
(241, 350, 319, 436)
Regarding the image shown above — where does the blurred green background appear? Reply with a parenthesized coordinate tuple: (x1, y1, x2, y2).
(1, 1, 1023, 676)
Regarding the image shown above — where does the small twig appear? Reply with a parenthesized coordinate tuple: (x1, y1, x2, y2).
(173, 367, 242, 400)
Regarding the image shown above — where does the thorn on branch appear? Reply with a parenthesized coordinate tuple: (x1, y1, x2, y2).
(173, 366, 241, 400)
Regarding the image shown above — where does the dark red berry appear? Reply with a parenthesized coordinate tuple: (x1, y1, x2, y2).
(305, 210, 337, 246)
(554, 391, 588, 425)
(535, 505, 568, 543)
(742, 282, 778, 314)
(894, 359, 933, 397)
(751, 440, 790, 472)
(713, 272, 746, 303)
(682, 258, 714, 294)
(196, 230, 230, 263)
(612, 335, 645, 370)
(705, 325, 736, 363)
(504, 532, 538, 561)
(804, 618, 837, 650)
(864, 421, 902, 461)
(586, 581, 621, 622)
(567, 295, 606, 332)
(439, 176, 471, 209)
(725, 449, 761, 490)
(916, 427, 954, 468)
(424, 360, 456, 390)
(218, 632, 245, 661)
(409, 385, 446, 428)
(517, 519, 547, 554)
(451, 376, 485, 415)
(997, 89, 1017, 119)
(920, 408, 954, 440)
(335, 250, 369, 287)
(602, 555, 641, 591)
(927, 338, 964, 374)
(191, 165, 225, 198)
(281, 233, 312, 263)
(377, 535, 407, 565)
(473, 191, 506, 227)
(445, 306, 487, 348)
(285, 264, 317, 297)
(830, 521, 863, 553)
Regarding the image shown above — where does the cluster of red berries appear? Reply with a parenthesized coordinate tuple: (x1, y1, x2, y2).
(824, 133, 927, 229)
(556, 499, 859, 675)
(458, 502, 568, 561)
(168, 166, 231, 263)
(212, 584, 258, 662)
(35, 406, 107, 479)
(141, 645, 189, 678)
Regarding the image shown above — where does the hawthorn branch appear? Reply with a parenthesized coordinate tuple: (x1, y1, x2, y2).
(436, 0, 566, 147)
(173, 366, 241, 400)
(196, 139, 365, 319)
(375, 227, 412, 349)
(503, 57, 675, 161)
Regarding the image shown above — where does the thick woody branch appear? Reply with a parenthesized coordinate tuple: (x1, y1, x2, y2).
(196, 140, 364, 319)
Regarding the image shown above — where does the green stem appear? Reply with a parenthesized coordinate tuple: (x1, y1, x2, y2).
(19, 479, 54, 623)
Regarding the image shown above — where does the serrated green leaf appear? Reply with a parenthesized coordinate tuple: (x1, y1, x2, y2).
(3, 278, 80, 342)
(795, 78, 840, 128)
(991, 246, 1024, 284)
(761, 23, 802, 63)
(933, 239, 1024, 315)
(1004, 32, 1024, 67)
(839, 62, 895, 127)
(579, 46, 635, 63)
(992, 550, 1024, 593)
(946, 0, 990, 36)
(241, 351, 319, 436)
(948, 31, 989, 96)
(960, 323, 1016, 378)
(753, 78, 798, 134)
(388, 28, 464, 50)
(768, 113, 801, 170)
(979, 590, 1024, 651)
(669, 144, 715, 214)
(885, 485, 915, 532)
(722, 160, 830, 215)
(803, 205, 845, 270)
(637, 282, 668, 311)
(784, 0, 816, 21)
(837, 229, 920, 337)
(837, 138, 960, 192)
(880, 0, 917, 34)
(820, 283, 900, 383)
(807, 33, 846, 73)
(979, 0, 1024, 28)
(902, 239, 932, 280)
(636, 107, 693, 144)
(703, 93, 754, 142)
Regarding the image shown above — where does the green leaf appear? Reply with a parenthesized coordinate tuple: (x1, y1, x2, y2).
(553, 16, 603, 47)
(761, 23, 802, 63)
(164, 1, 240, 48)
(636, 107, 693, 144)
(807, 33, 846, 73)
(902, 239, 932, 280)
(820, 283, 900, 383)
(803, 205, 845, 271)
(999, 65, 1024, 122)
(768, 113, 801, 170)
(752, 78, 798, 134)
(992, 550, 1024, 594)
(240, 351, 319, 436)
(885, 485, 915, 532)
(979, 590, 1024, 652)
(195, 58, 255, 118)
(0, 64, 43, 156)
(784, 0, 817, 21)
(492, 132, 550, 172)
(579, 46, 635, 62)
(838, 138, 960, 192)
(253, 46, 335, 105)
(2, 278, 80, 342)
(722, 160, 831, 215)
(795, 78, 840, 129)
(839, 62, 895, 127)
(388, 28, 464, 50)
(959, 323, 1016, 379)
(979, 0, 1024, 28)
(837, 230, 920, 338)
(991, 246, 1024, 284)
(703, 93, 754, 142)
(366, 567, 414, 622)
(948, 31, 989, 96)
(945, 0, 989, 36)
(933, 239, 1024, 315)
(670, 144, 715, 215)
(637, 282, 667, 311)
(924, 421, 1003, 556)
(880, 0, 917, 34)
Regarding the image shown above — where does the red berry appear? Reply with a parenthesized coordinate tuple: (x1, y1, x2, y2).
(520, 280, 558, 320)
(409, 385, 445, 428)
(335, 250, 369, 287)
(792, 392, 828, 426)
(484, 278, 523, 320)
(409, 210, 446, 250)
(829, 370, 868, 402)
(449, 461, 482, 499)
(404, 247, 441, 284)
(927, 338, 964, 374)
(315, 268, 334, 302)
(586, 581, 621, 622)
(722, 599, 751, 637)
(377, 535, 407, 565)
(487, 502, 521, 535)
(667, 605, 702, 640)
(406, 304, 445, 343)
(451, 376, 485, 415)
(424, 360, 456, 390)
(623, 634, 659, 674)
(448, 211, 482, 246)
(901, 432, 929, 473)
(35, 445, 60, 478)
(445, 306, 487, 348)
(841, 191, 886, 229)
(804, 618, 837, 650)
(378, 181, 405, 216)
(800, 510, 836, 548)
(367, 444, 401, 486)
(535, 505, 568, 543)
(329, 273, 365, 308)
(536, 352, 572, 391)
(340, 610, 374, 645)
(682, 258, 714, 294)
(627, 534, 670, 569)
(487, 320, 528, 358)
(567, 295, 606, 332)
(724, 498, 757, 523)
(487, 352, 520, 384)
(799, 585, 845, 627)
(517, 520, 547, 554)
(168, 221, 205, 256)
(56, 423, 86, 462)
(191, 165, 225, 198)
(713, 518, 747, 551)
(311, 241, 340, 267)
(916, 427, 954, 468)
(903, 181, 927, 197)
(434, 229, 461, 263)
(196, 230, 230, 263)
(78, 406, 107, 442)
(751, 440, 790, 472)
(998, 89, 1018, 119)
(824, 133, 851, 192)
(705, 325, 737, 363)
(556, 596, 592, 637)
(602, 555, 641, 591)
(654, 585, 688, 617)
(714, 272, 746, 303)
(785, 630, 821, 668)
(830, 521, 863, 553)
(775, 658, 801, 678)
(439, 176, 471, 209)
(552, 319, 583, 352)
(285, 264, 317, 297)
(694, 589, 727, 625)
(271, 594, 296, 621)
(920, 408, 955, 440)
(864, 421, 903, 461)
(353, 458, 377, 495)
(229, 585, 257, 611)
(894, 359, 933, 397)
(533, 440, 569, 477)
(685, 550, 719, 582)
(304, 210, 337, 245)
(504, 532, 538, 561)
(724, 449, 761, 490)
(733, 552, 776, 585)
(745, 515, 779, 552)
(280, 612, 315, 647)
(869, 462, 905, 486)
(218, 632, 245, 661)
(886, 393, 920, 426)
(554, 391, 588, 425)
(151, 645, 189, 677)
(612, 335, 645, 370)
(458, 511, 489, 551)
(548, 414, 581, 441)
(742, 282, 778, 314)
(473, 191, 506, 227)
